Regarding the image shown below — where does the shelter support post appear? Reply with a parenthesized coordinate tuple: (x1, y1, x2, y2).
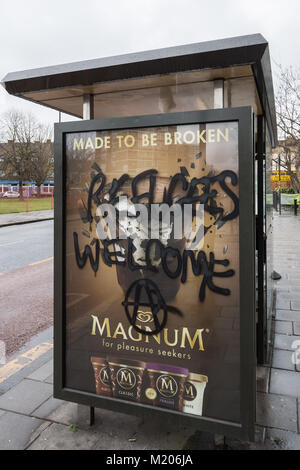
(213, 79, 224, 109)
(83, 94, 94, 120)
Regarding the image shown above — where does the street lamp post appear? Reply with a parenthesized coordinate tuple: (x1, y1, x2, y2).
(278, 154, 281, 215)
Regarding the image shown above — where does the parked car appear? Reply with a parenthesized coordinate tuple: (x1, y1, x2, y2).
(2, 191, 20, 198)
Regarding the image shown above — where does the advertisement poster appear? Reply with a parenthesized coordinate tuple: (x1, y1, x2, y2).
(64, 121, 240, 423)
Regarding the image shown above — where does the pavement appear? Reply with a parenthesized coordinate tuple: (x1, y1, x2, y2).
(0, 210, 53, 228)
(0, 211, 300, 450)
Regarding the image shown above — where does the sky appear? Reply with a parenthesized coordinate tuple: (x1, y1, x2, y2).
(0, 0, 299, 126)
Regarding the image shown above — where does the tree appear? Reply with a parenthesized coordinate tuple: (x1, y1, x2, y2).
(275, 65, 300, 192)
(0, 110, 53, 199)
(30, 124, 53, 197)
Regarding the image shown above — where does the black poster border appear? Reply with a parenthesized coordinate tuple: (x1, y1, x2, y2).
(54, 108, 255, 441)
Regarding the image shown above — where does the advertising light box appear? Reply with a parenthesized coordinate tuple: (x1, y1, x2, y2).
(54, 108, 256, 440)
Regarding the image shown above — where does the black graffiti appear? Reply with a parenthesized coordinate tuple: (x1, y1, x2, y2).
(122, 279, 182, 336)
(73, 160, 239, 330)
(83, 165, 239, 232)
(87, 163, 106, 224)
(131, 169, 158, 204)
(145, 240, 183, 279)
(73, 232, 100, 274)
(175, 170, 239, 228)
(144, 239, 234, 301)
(166, 173, 189, 206)
(73, 231, 234, 301)
(181, 250, 234, 301)
(102, 239, 126, 267)
(108, 173, 130, 205)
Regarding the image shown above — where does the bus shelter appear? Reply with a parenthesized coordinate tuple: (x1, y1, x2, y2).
(2, 34, 277, 440)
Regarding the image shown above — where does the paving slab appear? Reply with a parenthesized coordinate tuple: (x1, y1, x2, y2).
(275, 321, 293, 335)
(290, 293, 300, 301)
(41, 402, 93, 429)
(31, 397, 63, 419)
(276, 310, 300, 322)
(0, 379, 52, 414)
(44, 374, 53, 384)
(265, 428, 300, 450)
(27, 423, 101, 450)
(129, 418, 198, 451)
(256, 367, 270, 393)
(270, 369, 300, 398)
(276, 300, 291, 310)
(274, 334, 300, 351)
(277, 292, 300, 301)
(35, 402, 196, 450)
(27, 411, 195, 451)
(27, 360, 53, 382)
(0, 332, 52, 395)
(182, 431, 215, 450)
(291, 301, 300, 311)
(218, 427, 265, 450)
(0, 411, 44, 450)
(272, 349, 295, 371)
(293, 322, 300, 335)
(256, 393, 297, 432)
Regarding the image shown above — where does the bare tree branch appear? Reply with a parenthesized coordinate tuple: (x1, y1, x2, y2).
(275, 65, 300, 192)
(0, 110, 53, 199)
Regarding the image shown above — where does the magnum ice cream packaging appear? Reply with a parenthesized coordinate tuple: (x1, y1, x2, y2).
(91, 355, 208, 415)
(108, 357, 145, 402)
(183, 373, 208, 416)
(90, 357, 112, 397)
(146, 362, 188, 411)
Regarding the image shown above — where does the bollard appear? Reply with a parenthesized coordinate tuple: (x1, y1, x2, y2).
(275, 191, 279, 212)
(294, 199, 298, 216)
(26, 186, 29, 212)
(273, 191, 277, 210)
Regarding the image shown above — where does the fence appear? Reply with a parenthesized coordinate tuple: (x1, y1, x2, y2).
(273, 192, 300, 215)
(0, 181, 54, 197)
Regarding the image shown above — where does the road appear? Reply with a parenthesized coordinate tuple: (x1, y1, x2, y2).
(0, 220, 53, 357)
(0, 220, 53, 273)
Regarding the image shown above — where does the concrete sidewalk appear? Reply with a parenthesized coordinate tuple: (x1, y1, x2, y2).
(0, 210, 54, 227)
(0, 213, 300, 450)
(0, 352, 264, 451)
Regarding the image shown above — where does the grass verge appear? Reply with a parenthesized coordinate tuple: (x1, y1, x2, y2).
(0, 198, 53, 214)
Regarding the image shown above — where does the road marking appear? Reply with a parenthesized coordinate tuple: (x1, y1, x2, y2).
(0, 341, 53, 384)
(0, 240, 24, 247)
(30, 257, 53, 266)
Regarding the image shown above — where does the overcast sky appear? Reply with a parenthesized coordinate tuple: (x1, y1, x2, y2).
(0, 0, 299, 125)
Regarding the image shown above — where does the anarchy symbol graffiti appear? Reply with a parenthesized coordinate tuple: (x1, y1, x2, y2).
(122, 279, 182, 336)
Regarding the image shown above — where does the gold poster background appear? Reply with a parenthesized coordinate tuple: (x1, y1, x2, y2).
(64, 122, 240, 422)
